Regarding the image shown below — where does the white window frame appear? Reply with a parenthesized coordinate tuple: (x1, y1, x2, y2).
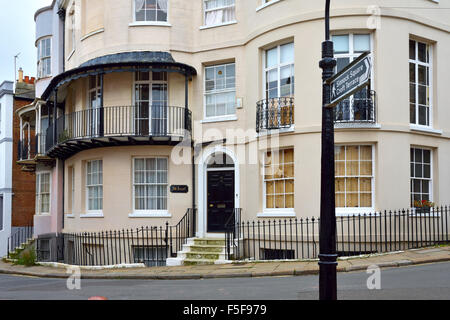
(36, 171, 51, 215)
(37, 37, 51, 79)
(85, 160, 103, 215)
(335, 144, 375, 216)
(203, 63, 236, 121)
(131, 0, 171, 26)
(130, 157, 170, 218)
(133, 70, 169, 134)
(68, 9, 76, 58)
(409, 39, 433, 128)
(70, 167, 75, 214)
(260, 148, 295, 217)
(0, 195, 3, 231)
(256, 0, 282, 12)
(410, 147, 433, 208)
(201, 0, 236, 29)
(332, 33, 374, 122)
(263, 42, 295, 100)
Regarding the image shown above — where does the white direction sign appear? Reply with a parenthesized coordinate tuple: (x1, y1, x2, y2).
(327, 52, 372, 106)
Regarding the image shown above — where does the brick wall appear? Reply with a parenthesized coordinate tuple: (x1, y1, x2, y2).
(12, 97, 36, 227)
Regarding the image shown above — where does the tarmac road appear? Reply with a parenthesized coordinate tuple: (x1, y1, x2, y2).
(0, 261, 449, 300)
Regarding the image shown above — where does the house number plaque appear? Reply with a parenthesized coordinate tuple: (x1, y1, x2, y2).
(170, 185, 189, 193)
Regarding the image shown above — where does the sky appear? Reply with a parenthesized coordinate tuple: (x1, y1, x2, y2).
(0, 0, 52, 83)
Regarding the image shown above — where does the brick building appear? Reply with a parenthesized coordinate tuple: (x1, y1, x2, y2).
(12, 69, 36, 229)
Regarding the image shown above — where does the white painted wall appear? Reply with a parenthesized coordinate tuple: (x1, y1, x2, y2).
(0, 81, 14, 257)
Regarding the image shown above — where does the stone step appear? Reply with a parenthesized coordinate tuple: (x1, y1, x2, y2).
(182, 244, 226, 253)
(185, 251, 223, 260)
(193, 239, 226, 246)
(183, 258, 217, 266)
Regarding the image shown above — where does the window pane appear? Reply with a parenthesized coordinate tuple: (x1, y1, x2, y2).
(418, 42, 428, 63)
(332, 35, 349, 53)
(280, 43, 294, 64)
(336, 58, 350, 73)
(409, 40, 416, 60)
(418, 65, 428, 85)
(266, 47, 278, 68)
(353, 34, 370, 52)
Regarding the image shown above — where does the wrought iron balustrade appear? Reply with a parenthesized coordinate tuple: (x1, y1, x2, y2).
(334, 90, 376, 124)
(45, 105, 191, 154)
(256, 97, 294, 133)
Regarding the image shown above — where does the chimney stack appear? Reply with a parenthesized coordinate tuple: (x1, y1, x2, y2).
(18, 67, 23, 83)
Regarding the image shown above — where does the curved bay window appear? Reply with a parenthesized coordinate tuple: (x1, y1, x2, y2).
(332, 34, 375, 123)
(335, 145, 374, 212)
(263, 149, 294, 212)
(257, 42, 294, 132)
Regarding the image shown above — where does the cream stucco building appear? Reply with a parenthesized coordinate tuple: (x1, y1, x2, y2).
(18, 0, 450, 252)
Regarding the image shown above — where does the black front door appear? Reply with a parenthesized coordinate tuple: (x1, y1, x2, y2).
(207, 170, 235, 232)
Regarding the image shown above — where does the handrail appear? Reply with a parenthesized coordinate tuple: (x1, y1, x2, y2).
(45, 105, 192, 153)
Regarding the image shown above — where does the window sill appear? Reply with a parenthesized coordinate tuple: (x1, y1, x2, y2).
(36, 213, 51, 217)
(80, 212, 104, 218)
(129, 211, 172, 218)
(129, 21, 172, 27)
(256, 0, 282, 12)
(409, 124, 442, 135)
(36, 75, 52, 81)
(336, 208, 375, 216)
(199, 20, 237, 30)
(201, 115, 237, 123)
(334, 122, 381, 129)
(257, 210, 296, 218)
(65, 214, 75, 219)
(80, 28, 105, 42)
(256, 125, 295, 137)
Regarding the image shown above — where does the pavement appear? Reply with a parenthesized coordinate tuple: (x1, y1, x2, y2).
(1, 245, 449, 280)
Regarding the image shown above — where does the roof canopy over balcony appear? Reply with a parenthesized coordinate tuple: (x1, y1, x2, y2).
(42, 51, 197, 101)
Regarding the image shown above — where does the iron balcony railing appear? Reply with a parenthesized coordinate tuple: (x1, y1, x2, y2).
(256, 97, 294, 133)
(334, 90, 376, 124)
(45, 105, 192, 153)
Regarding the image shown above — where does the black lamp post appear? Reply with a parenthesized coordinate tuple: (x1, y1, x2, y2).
(318, 0, 337, 300)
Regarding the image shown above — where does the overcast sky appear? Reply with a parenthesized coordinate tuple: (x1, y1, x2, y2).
(0, 0, 52, 83)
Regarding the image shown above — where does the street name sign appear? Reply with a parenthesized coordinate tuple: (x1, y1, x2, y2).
(327, 51, 372, 107)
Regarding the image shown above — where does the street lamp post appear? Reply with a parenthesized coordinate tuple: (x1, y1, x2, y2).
(318, 0, 337, 300)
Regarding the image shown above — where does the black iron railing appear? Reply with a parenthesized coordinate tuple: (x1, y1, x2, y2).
(225, 206, 449, 261)
(256, 97, 294, 133)
(334, 90, 376, 124)
(7, 224, 34, 258)
(168, 208, 196, 258)
(45, 105, 192, 153)
(53, 209, 196, 267)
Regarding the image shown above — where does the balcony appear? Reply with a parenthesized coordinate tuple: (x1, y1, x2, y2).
(45, 105, 192, 159)
(334, 90, 376, 124)
(17, 133, 53, 171)
(256, 97, 294, 133)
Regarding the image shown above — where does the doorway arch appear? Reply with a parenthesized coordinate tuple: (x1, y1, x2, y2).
(197, 146, 240, 238)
